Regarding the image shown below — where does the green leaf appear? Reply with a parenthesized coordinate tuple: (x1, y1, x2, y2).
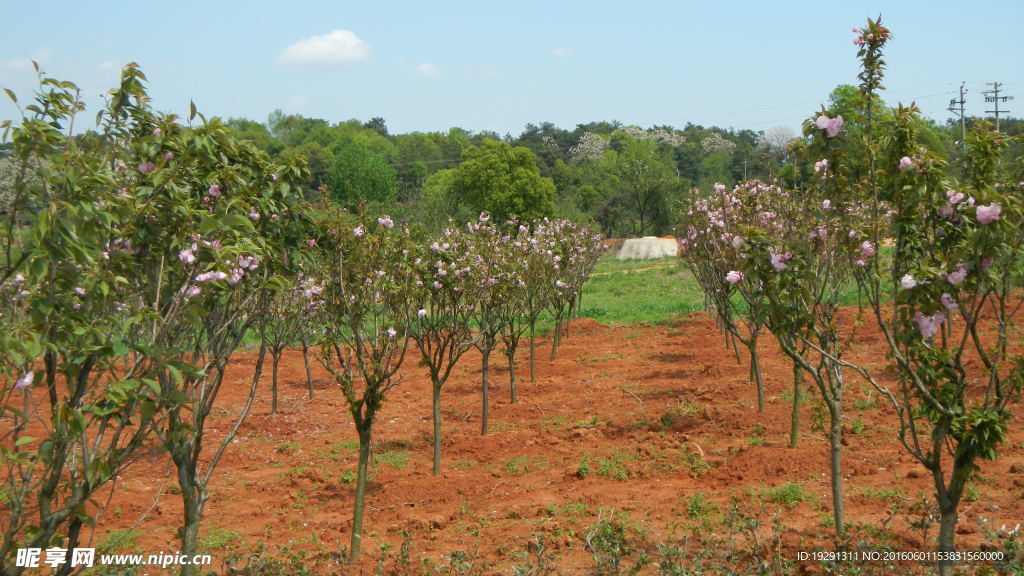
(3, 88, 16, 103)
(190, 100, 197, 122)
(14, 436, 35, 447)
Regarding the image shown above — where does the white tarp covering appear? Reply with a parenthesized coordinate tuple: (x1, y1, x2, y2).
(616, 236, 678, 260)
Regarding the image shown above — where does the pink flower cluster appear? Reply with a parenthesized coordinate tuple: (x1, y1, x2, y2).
(913, 311, 945, 339)
(770, 252, 793, 272)
(976, 203, 1001, 225)
(815, 115, 844, 138)
(852, 25, 890, 46)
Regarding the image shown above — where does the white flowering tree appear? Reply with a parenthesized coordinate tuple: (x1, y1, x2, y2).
(410, 221, 480, 475)
(680, 182, 771, 413)
(310, 210, 417, 562)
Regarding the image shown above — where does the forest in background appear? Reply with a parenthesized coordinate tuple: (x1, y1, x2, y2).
(4, 84, 1022, 239)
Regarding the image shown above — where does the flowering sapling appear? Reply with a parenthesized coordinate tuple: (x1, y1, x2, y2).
(311, 208, 417, 562)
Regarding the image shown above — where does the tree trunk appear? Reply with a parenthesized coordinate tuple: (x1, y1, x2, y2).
(177, 471, 205, 576)
(508, 347, 518, 404)
(529, 317, 536, 383)
(550, 318, 561, 361)
(432, 382, 442, 476)
(827, 400, 845, 539)
(748, 339, 763, 412)
(271, 349, 281, 415)
(481, 348, 491, 435)
(301, 335, 314, 399)
(349, 427, 373, 563)
(789, 361, 803, 449)
(936, 499, 958, 576)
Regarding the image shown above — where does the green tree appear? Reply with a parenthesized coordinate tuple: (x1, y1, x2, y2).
(328, 136, 398, 209)
(451, 140, 556, 223)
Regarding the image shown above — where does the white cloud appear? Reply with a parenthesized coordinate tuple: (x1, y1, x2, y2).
(414, 63, 440, 77)
(98, 60, 120, 71)
(277, 30, 371, 67)
(286, 95, 308, 108)
(551, 47, 573, 58)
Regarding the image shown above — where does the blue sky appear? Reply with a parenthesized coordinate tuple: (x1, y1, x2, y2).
(1, 1, 1021, 137)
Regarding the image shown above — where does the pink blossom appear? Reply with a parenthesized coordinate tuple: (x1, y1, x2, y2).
(14, 371, 33, 390)
(208, 184, 221, 197)
(12, 273, 25, 285)
(913, 311, 945, 339)
(976, 203, 1001, 224)
(713, 183, 726, 193)
(249, 210, 260, 221)
(900, 274, 918, 289)
(228, 268, 245, 285)
(816, 115, 831, 130)
(946, 263, 968, 286)
(307, 238, 316, 247)
(822, 199, 831, 209)
(855, 258, 867, 267)
(826, 116, 843, 137)
(940, 293, 958, 311)
(354, 225, 365, 238)
(387, 328, 397, 338)
(479, 212, 490, 223)
(725, 270, 744, 284)
(555, 280, 568, 288)
(74, 287, 85, 296)
(195, 271, 228, 283)
(898, 157, 914, 171)
(165, 151, 174, 160)
(946, 190, 964, 204)
(417, 309, 427, 318)
(152, 128, 162, 135)
(859, 241, 876, 258)
(138, 162, 156, 174)
(179, 248, 196, 264)
(770, 252, 792, 272)
(814, 159, 829, 176)
(378, 215, 394, 229)
(184, 285, 202, 298)
(731, 236, 745, 249)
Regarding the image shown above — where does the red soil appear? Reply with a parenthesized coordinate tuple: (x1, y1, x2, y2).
(78, 313, 1024, 574)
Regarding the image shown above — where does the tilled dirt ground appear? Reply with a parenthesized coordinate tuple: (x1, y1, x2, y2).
(86, 312, 1024, 574)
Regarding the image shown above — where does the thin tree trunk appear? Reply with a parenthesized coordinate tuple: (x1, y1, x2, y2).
(748, 339, 763, 412)
(529, 317, 536, 383)
(349, 427, 373, 563)
(301, 335, 314, 399)
(432, 382, 442, 476)
(549, 318, 562, 361)
(789, 361, 803, 449)
(271, 349, 281, 415)
(508, 346, 518, 404)
(828, 399, 845, 538)
(481, 348, 491, 435)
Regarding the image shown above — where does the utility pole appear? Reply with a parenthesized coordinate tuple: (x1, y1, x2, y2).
(947, 82, 967, 148)
(983, 82, 1014, 133)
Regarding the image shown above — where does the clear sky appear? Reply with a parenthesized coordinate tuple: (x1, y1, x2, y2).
(1, 1, 1021, 137)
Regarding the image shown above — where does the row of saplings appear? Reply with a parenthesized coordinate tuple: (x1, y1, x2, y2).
(679, 19, 1022, 576)
(0, 64, 603, 575)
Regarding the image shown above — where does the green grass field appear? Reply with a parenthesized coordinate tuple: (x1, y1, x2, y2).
(576, 256, 706, 326)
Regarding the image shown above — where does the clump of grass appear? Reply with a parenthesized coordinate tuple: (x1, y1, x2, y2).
(760, 483, 811, 508)
(375, 450, 409, 470)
